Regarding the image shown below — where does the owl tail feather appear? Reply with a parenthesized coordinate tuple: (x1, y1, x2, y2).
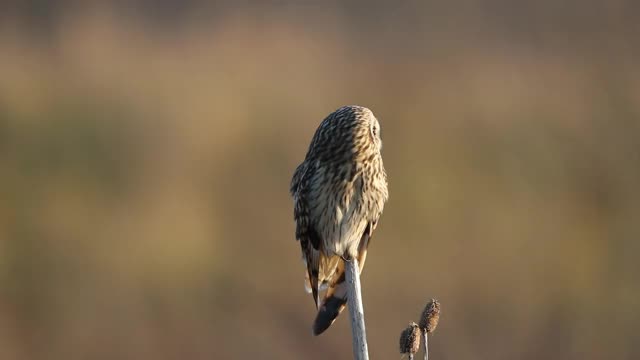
(312, 263, 348, 335)
(312, 226, 372, 336)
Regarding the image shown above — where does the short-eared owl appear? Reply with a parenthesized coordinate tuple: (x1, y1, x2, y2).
(290, 105, 388, 335)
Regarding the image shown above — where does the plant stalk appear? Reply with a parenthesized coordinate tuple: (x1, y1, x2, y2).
(345, 258, 369, 360)
(422, 330, 429, 360)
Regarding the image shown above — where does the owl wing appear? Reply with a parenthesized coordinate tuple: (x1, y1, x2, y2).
(291, 163, 323, 307)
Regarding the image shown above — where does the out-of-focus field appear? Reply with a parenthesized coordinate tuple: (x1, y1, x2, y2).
(1, 2, 639, 359)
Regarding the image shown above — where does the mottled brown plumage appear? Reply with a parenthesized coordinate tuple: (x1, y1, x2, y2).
(418, 299, 440, 334)
(290, 105, 388, 335)
(399, 322, 421, 359)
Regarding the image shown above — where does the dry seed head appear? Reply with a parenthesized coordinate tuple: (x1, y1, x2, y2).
(399, 322, 421, 356)
(418, 299, 441, 333)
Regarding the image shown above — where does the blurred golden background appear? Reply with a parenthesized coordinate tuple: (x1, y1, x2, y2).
(1, 1, 639, 359)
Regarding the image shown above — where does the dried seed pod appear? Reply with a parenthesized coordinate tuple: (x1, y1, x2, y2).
(399, 322, 421, 358)
(418, 299, 441, 333)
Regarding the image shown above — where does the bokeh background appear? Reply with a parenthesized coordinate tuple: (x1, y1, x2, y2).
(1, 1, 639, 359)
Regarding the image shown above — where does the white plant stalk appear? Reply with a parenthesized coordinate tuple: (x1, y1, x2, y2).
(345, 258, 369, 360)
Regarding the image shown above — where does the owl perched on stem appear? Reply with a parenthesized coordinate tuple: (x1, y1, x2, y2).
(290, 105, 388, 335)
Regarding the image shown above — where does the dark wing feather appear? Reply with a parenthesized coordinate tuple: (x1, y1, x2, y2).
(291, 163, 322, 307)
